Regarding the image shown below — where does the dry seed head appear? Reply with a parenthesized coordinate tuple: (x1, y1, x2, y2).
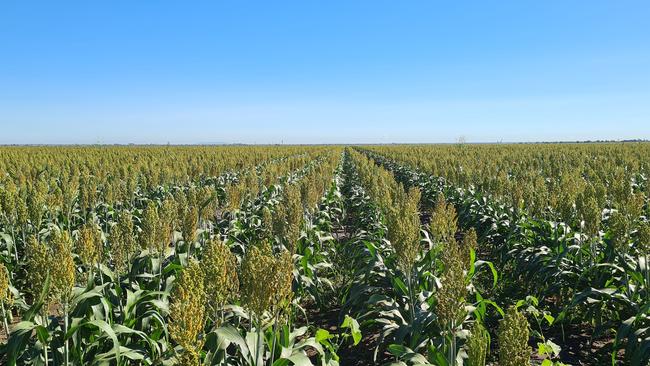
(76, 222, 102, 266)
(240, 243, 275, 317)
(0, 179, 17, 218)
(283, 184, 304, 253)
(244, 172, 259, 199)
(111, 211, 136, 274)
(49, 229, 76, 303)
(139, 202, 160, 252)
(175, 350, 200, 366)
(261, 206, 274, 240)
(169, 259, 206, 361)
(174, 189, 189, 226)
(625, 193, 645, 220)
(103, 179, 115, 206)
(240, 242, 293, 319)
(181, 206, 199, 243)
(27, 178, 47, 229)
(610, 210, 631, 252)
(202, 238, 239, 315)
(430, 194, 457, 244)
(498, 306, 531, 366)
(462, 228, 478, 267)
(25, 235, 49, 301)
(16, 193, 28, 227)
(79, 174, 98, 212)
(466, 321, 488, 366)
(0, 262, 12, 305)
(270, 250, 294, 316)
(273, 203, 287, 240)
(581, 196, 601, 237)
(435, 240, 466, 329)
(637, 221, 650, 253)
(158, 197, 177, 253)
(226, 181, 244, 211)
(387, 187, 421, 272)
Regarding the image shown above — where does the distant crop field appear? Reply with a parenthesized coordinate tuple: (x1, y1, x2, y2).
(0, 143, 648, 365)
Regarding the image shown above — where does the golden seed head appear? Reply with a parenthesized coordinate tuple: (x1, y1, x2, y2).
(282, 184, 303, 253)
(260, 206, 274, 239)
(273, 203, 287, 241)
(25, 235, 49, 301)
(27, 178, 47, 229)
(581, 196, 601, 237)
(227, 182, 243, 211)
(429, 194, 457, 245)
(16, 194, 28, 226)
(169, 259, 206, 360)
(466, 321, 488, 366)
(76, 222, 102, 266)
(158, 197, 177, 253)
(270, 250, 294, 316)
(181, 206, 199, 243)
(174, 189, 189, 226)
(111, 211, 136, 274)
(175, 350, 200, 366)
(461, 228, 478, 267)
(435, 239, 466, 329)
(610, 210, 631, 252)
(0, 179, 17, 217)
(0, 262, 12, 305)
(638, 221, 650, 253)
(49, 229, 76, 303)
(498, 306, 531, 366)
(386, 186, 421, 272)
(79, 174, 98, 212)
(139, 202, 160, 252)
(202, 238, 239, 315)
(240, 242, 293, 319)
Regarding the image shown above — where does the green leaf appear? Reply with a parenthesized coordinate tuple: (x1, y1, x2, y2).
(286, 352, 313, 366)
(543, 313, 555, 326)
(341, 315, 362, 346)
(5, 321, 37, 366)
(23, 273, 51, 322)
(315, 329, 332, 343)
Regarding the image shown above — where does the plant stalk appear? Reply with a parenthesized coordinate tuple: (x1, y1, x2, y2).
(1, 301, 9, 336)
(43, 314, 49, 366)
(64, 302, 69, 366)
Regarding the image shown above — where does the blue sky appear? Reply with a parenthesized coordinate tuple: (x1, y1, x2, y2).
(1, 1, 649, 144)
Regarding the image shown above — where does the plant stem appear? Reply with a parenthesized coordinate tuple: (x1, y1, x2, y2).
(406, 268, 416, 323)
(270, 315, 278, 366)
(42, 314, 49, 366)
(64, 302, 69, 366)
(645, 253, 649, 301)
(159, 251, 164, 293)
(97, 262, 104, 287)
(11, 226, 18, 263)
(256, 315, 262, 366)
(1, 301, 9, 336)
(449, 321, 457, 366)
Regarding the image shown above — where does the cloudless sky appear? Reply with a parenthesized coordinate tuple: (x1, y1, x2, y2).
(1, 1, 649, 144)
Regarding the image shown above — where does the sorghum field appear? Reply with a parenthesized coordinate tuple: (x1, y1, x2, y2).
(0, 143, 648, 365)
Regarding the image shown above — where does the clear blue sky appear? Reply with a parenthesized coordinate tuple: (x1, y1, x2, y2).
(1, 1, 649, 144)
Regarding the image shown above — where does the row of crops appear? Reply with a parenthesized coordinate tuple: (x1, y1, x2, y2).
(0, 143, 648, 365)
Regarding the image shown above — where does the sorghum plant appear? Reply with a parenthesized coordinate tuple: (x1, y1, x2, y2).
(169, 259, 206, 365)
(498, 306, 531, 366)
(202, 238, 239, 325)
(466, 321, 489, 366)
